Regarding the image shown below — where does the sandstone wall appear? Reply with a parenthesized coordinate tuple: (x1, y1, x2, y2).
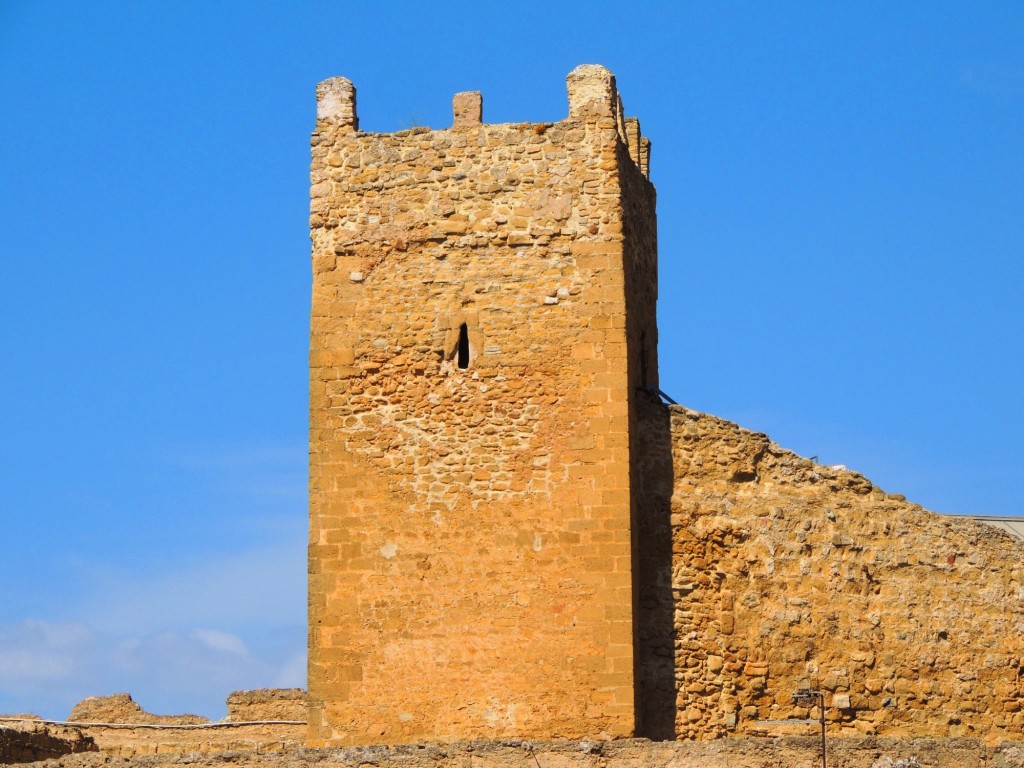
(618, 152, 668, 738)
(50, 723, 304, 759)
(654, 404, 1024, 741)
(0, 721, 95, 764)
(2, 692, 306, 759)
(308, 66, 655, 745)
(226, 689, 306, 723)
(29, 737, 1024, 768)
(68, 694, 207, 726)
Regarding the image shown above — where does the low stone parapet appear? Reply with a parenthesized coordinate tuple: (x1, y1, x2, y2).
(0, 690, 306, 761)
(0, 720, 95, 764)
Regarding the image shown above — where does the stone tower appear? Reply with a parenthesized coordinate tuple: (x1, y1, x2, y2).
(308, 65, 659, 746)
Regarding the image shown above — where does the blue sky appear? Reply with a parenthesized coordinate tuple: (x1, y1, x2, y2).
(1, 2, 1021, 720)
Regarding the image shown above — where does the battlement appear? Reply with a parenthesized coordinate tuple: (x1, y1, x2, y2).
(314, 65, 650, 178)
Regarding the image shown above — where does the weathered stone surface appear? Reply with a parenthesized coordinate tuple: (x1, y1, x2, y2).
(0, 721, 95, 764)
(6, 691, 307, 758)
(309, 67, 655, 746)
(68, 694, 207, 726)
(452, 91, 482, 127)
(23, 737, 1024, 768)
(639, 404, 1024, 741)
(226, 689, 306, 723)
(566, 65, 617, 119)
(316, 77, 357, 130)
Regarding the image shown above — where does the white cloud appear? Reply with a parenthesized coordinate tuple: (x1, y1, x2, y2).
(0, 621, 94, 684)
(0, 525, 307, 720)
(34, 621, 95, 649)
(191, 629, 250, 657)
(0, 647, 75, 682)
(73, 537, 305, 635)
(0, 440, 308, 721)
(0, 619, 304, 721)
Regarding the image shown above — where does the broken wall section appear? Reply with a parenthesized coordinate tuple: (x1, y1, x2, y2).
(659, 404, 1024, 740)
(0, 691, 306, 759)
(0, 721, 95, 764)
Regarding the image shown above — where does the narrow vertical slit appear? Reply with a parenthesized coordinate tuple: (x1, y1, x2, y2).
(457, 323, 470, 370)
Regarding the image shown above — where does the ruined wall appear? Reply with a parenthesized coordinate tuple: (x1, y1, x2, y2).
(1, 692, 306, 758)
(27, 736, 1024, 768)
(68, 694, 207, 726)
(308, 66, 654, 746)
(655, 404, 1024, 741)
(227, 689, 306, 723)
(0, 721, 95, 764)
(53, 722, 304, 759)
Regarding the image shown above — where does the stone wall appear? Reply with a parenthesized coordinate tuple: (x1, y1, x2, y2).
(308, 66, 655, 746)
(68, 694, 207, 726)
(54, 723, 304, 759)
(26, 737, 1024, 768)
(650, 404, 1024, 741)
(0, 692, 305, 759)
(0, 721, 95, 764)
(227, 689, 306, 723)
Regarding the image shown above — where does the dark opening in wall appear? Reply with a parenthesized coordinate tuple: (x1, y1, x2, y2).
(457, 323, 470, 369)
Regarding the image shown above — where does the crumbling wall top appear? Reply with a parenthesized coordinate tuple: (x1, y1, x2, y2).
(313, 66, 651, 178)
(316, 77, 357, 130)
(452, 91, 482, 127)
(566, 64, 618, 119)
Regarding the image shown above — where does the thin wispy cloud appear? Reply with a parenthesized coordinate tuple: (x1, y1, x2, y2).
(0, 522, 306, 721)
(161, 441, 307, 509)
(74, 540, 305, 635)
(0, 435, 308, 720)
(0, 619, 304, 720)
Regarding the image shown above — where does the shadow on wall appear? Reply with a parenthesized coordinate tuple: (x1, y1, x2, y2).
(633, 393, 675, 739)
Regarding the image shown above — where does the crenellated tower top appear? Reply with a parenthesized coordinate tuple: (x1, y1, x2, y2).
(308, 65, 659, 747)
(314, 65, 650, 178)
